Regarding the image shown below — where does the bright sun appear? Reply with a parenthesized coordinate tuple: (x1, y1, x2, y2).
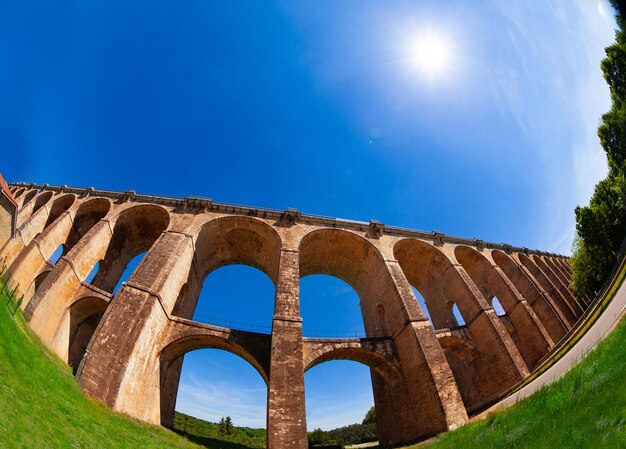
(410, 31, 454, 77)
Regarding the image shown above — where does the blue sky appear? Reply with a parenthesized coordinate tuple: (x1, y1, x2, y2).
(1, 0, 617, 431)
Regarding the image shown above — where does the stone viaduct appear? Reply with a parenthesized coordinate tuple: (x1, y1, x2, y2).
(1, 182, 583, 448)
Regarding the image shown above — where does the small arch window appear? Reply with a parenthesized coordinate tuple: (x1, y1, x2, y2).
(491, 296, 507, 316)
(48, 245, 64, 264)
(451, 303, 465, 327)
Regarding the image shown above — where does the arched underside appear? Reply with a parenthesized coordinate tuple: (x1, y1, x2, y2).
(299, 229, 412, 335)
(492, 251, 568, 342)
(437, 335, 482, 412)
(394, 239, 525, 412)
(304, 345, 401, 382)
(455, 246, 551, 369)
(172, 215, 282, 320)
(68, 296, 109, 373)
(90, 205, 170, 294)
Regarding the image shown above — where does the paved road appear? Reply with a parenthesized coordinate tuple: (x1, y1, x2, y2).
(478, 272, 626, 416)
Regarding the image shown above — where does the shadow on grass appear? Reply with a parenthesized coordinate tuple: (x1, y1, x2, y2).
(173, 429, 259, 449)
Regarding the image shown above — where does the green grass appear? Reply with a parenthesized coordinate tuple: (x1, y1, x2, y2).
(0, 286, 261, 449)
(404, 317, 626, 449)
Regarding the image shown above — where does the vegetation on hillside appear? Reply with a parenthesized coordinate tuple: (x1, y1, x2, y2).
(571, 0, 626, 299)
(405, 316, 626, 449)
(174, 413, 265, 448)
(307, 406, 377, 447)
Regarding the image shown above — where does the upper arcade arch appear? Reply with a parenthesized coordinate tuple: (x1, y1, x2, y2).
(394, 239, 528, 412)
(454, 246, 552, 368)
(299, 228, 414, 336)
(517, 253, 578, 324)
(89, 204, 170, 294)
(171, 215, 283, 320)
(492, 250, 569, 341)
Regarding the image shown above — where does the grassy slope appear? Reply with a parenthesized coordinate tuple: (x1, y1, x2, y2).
(0, 288, 258, 449)
(406, 317, 626, 449)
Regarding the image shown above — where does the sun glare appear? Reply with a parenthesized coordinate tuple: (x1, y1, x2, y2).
(408, 30, 456, 80)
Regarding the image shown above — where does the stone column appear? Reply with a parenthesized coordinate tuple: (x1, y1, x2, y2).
(7, 210, 74, 303)
(0, 201, 51, 270)
(515, 256, 577, 327)
(77, 230, 195, 424)
(25, 220, 115, 345)
(267, 249, 308, 449)
(456, 265, 529, 378)
(381, 260, 468, 440)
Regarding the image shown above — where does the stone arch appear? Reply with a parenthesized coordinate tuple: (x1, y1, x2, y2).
(436, 335, 481, 410)
(304, 345, 401, 380)
(532, 255, 583, 316)
(16, 191, 53, 229)
(394, 239, 525, 412)
(303, 343, 410, 445)
(300, 230, 463, 442)
(518, 254, 578, 324)
(299, 229, 411, 336)
(43, 194, 75, 230)
(89, 204, 170, 294)
(548, 256, 572, 283)
(171, 215, 283, 319)
(24, 270, 52, 301)
(67, 296, 109, 373)
(493, 251, 568, 341)
(394, 240, 480, 330)
(5, 197, 111, 308)
(63, 198, 111, 256)
(13, 187, 25, 199)
(20, 190, 38, 207)
(158, 331, 270, 427)
(455, 246, 551, 369)
(540, 256, 569, 286)
(30, 191, 53, 215)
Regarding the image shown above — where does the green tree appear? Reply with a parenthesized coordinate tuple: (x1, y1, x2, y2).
(218, 416, 233, 436)
(572, 1, 626, 299)
(362, 406, 376, 425)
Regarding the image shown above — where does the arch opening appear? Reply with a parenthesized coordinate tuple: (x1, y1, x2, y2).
(394, 240, 525, 412)
(491, 296, 506, 316)
(43, 195, 75, 230)
(49, 245, 64, 265)
(450, 302, 466, 327)
(67, 296, 108, 374)
(30, 192, 53, 216)
(174, 264, 275, 333)
(171, 216, 282, 331)
(304, 360, 376, 446)
(64, 198, 111, 254)
(299, 229, 405, 338)
(160, 340, 269, 430)
(301, 274, 366, 337)
(89, 205, 169, 295)
(21, 190, 38, 207)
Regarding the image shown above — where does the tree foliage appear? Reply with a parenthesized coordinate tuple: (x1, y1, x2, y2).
(218, 416, 233, 436)
(572, 2, 626, 298)
(306, 406, 377, 447)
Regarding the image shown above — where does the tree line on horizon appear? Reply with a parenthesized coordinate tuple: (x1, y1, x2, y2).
(571, 0, 626, 299)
